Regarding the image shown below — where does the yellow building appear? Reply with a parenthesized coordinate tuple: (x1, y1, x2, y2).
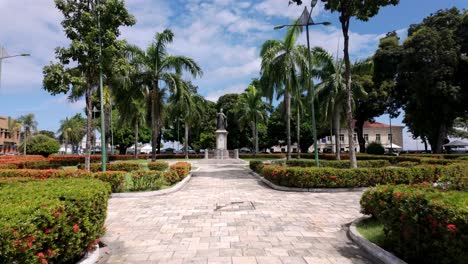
(0, 116, 21, 154)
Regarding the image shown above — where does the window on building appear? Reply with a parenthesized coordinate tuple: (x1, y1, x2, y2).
(339, 134, 344, 143)
(376, 134, 381, 143)
(322, 138, 327, 143)
(388, 134, 393, 143)
(326, 136, 331, 142)
(364, 134, 369, 142)
(353, 134, 357, 141)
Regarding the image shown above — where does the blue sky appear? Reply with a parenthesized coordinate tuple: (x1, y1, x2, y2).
(0, 0, 467, 150)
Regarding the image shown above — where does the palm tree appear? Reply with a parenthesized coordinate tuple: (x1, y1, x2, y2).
(238, 85, 268, 155)
(260, 24, 308, 160)
(58, 114, 87, 155)
(124, 30, 203, 161)
(17, 114, 38, 155)
(314, 48, 369, 161)
(7, 118, 22, 154)
(168, 81, 204, 159)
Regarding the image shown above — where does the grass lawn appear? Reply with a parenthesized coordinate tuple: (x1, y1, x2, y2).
(356, 217, 386, 247)
(61, 166, 78, 170)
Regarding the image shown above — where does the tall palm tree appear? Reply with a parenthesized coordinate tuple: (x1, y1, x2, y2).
(17, 114, 38, 155)
(168, 81, 204, 159)
(7, 118, 22, 154)
(58, 114, 87, 155)
(125, 30, 203, 161)
(238, 85, 268, 155)
(313, 48, 369, 161)
(260, 24, 308, 160)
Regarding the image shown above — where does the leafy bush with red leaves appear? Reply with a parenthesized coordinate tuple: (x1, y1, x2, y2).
(169, 162, 191, 179)
(0, 178, 110, 264)
(360, 185, 467, 264)
(78, 162, 141, 172)
(148, 161, 169, 171)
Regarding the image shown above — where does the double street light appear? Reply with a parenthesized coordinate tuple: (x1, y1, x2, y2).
(0, 46, 30, 90)
(274, 0, 330, 167)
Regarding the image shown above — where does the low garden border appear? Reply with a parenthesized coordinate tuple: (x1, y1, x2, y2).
(348, 217, 407, 264)
(76, 245, 100, 264)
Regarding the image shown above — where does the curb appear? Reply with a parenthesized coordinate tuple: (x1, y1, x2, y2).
(110, 173, 192, 198)
(250, 171, 367, 193)
(76, 245, 99, 264)
(348, 217, 407, 264)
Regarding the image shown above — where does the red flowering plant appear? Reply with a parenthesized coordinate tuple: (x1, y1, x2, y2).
(0, 178, 110, 263)
(170, 162, 191, 178)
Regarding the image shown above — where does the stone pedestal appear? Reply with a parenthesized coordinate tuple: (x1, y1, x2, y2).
(204, 149, 209, 159)
(216, 129, 228, 150)
(234, 149, 239, 159)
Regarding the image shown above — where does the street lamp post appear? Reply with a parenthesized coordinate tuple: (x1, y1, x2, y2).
(0, 46, 30, 90)
(274, 0, 330, 167)
(96, 0, 106, 171)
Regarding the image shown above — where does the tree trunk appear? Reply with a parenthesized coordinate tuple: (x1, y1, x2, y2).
(333, 107, 341, 160)
(433, 124, 447, 154)
(255, 120, 259, 155)
(105, 104, 111, 161)
(185, 121, 189, 159)
(151, 88, 160, 161)
(286, 91, 292, 160)
(296, 109, 301, 159)
(356, 119, 366, 153)
(423, 138, 428, 152)
(134, 122, 138, 160)
(157, 128, 162, 154)
(330, 119, 334, 154)
(341, 16, 357, 168)
(85, 87, 92, 171)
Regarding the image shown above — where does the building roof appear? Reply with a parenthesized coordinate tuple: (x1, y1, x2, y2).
(354, 120, 403, 128)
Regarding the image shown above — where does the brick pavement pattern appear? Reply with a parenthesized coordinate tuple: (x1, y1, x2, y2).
(98, 164, 375, 264)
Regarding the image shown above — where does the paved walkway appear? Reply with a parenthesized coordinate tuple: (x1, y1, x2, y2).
(98, 164, 375, 264)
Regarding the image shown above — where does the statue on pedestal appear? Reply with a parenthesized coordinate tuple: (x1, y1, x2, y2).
(216, 108, 227, 130)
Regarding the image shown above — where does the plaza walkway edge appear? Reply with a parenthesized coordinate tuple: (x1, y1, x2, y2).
(349, 217, 407, 264)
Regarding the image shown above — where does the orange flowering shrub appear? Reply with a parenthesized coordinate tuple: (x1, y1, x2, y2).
(169, 162, 191, 179)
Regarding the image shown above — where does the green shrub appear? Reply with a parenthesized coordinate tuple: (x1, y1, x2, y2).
(148, 161, 169, 171)
(78, 162, 141, 172)
(163, 171, 180, 184)
(169, 162, 191, 179)
(397, 161, 420, 167)
(21, 135, 61, 157)
(0, 169, 126, 193)
(438, 163, 468, 191)
(286, 159, 391, 168)
(249, 160, 264, 173)
(366, 142, 385, 155)
(0, 164, 18, 169)
(239, 153, 285, 159)
(0, 178, 110, 264)
(260, 165, 442, 188)
(130, 170, 166, 191)
(360, 185, 467, 264)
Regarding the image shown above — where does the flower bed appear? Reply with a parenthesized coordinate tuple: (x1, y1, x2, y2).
(148, 161, 169, 171)
(286, 159, 391, 168)
(170, 162, 191, 179)
(0, 178, 110, 264)
(108, 154, 203, 161)
(258, 163, 468, 188)
(0, 169, 126, 193)
(129, 170, 167, 191)
(239, 153, 286, 159)
(360, 185, 467, 264)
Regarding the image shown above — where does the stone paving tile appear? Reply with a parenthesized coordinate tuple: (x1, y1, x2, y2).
(97, 164, 375, 264)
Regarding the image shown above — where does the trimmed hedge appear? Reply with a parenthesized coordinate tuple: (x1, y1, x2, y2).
(249, 160, 265, 174)
(360, 185, 467, 264)
(78, 162, 141, 172)
(130, 170, 167, 191)
(0, 178, 110, 264)
(108, 154, 203, 161)
(170, 162, 191, 179)
(0, 169, 126, 193)
(286, 159, 391, 168)
(239, 153, 286, 159)
(148, 161, 169, 171)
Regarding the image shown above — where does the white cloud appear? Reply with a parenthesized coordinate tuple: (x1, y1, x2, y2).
(255, 0, 322, 19)
(205, 83, 247, 102)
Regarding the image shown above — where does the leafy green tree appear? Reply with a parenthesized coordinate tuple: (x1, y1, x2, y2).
(123, 29, 202, 161)
(237, 85, 269, 155)
(21, 134, 60, 157)
(42, 0, 135, 169)
(260, 24, 308, 160)
(38, 130, 56, 139)
(17, 113, 38, 155)
(449, 117, 468, 139)
(289, 0, 399, 166)
(396, 8, 467, 153)
(217, 94, 251, 149)
(117, 92, 147, 159)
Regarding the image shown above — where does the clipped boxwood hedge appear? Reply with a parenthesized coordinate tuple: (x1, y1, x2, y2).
(148, 161, 169, 171)
(130, 170, 167, 191)
(239, 153, 286, 159)
(0, 178, 110, 264)
(360, 185, 467, 264)
(286, 159, 391, 168)
(78, 162, 141, 172)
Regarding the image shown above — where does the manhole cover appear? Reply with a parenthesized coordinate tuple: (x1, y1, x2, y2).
(215, 201, 255, 211)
